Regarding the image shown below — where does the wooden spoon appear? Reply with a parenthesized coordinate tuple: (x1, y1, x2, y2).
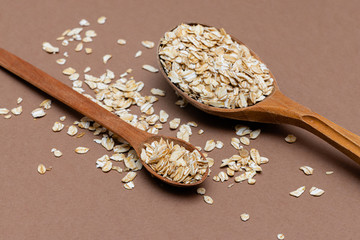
(158, 23, 360, 165)
(0, 48, 208, 187)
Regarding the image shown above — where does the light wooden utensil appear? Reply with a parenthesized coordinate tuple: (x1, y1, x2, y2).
(0, 48, 208, 187)
(158, 24, 360, 165)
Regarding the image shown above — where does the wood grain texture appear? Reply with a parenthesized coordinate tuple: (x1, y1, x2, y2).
(0, 47, 208, 187)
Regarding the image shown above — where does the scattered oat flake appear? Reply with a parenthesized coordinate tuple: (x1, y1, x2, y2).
(142, 64, 159, 73)
(248, 178, 256, 185)
(62, 67, 76, 76)
(309, 186, 325, 196)
(204, 140, 216, 152)
(240, 213, 250, 222)
(212, 175, 220, 182)
(112, 166, 123, 173)
(101, 135, 115, 151)
(122, 172, 137, 183)
(85, 48, 92, 54)
(151, 88, 165, 96)
(240, 136, 250, 145)
(75, 42, 83, 52)
(285, 134, 297, 143)
(95, 155, 109, 168)
(40, 99, 52, 109)
(277, 234, 285, 240)
(300, 166, 314, 175)
(84, 66, 91, 73)
(169, 118, 181, 129)
(215, 141, 224, 149)
(289, 186, 306, 198)
(228, 183, 234, 188)
(0, 108, 10, 115)
(141, 40, 155, 49)
(97, 16, 106, 24)
(85, 30, 97, 37)
(135, 50, 142, 58)
(227, 168, 234, 177)
(231, 137, 241, 150)
(4, 114, 11, 119)
(197, 187, 206, 195)
(37, 164, 47, 174)
(79, 19, 90, 26)
(76, 132, 86, 138)
(102, 161, 113, 172)
(62, 40, 69, 46)
(205, 157, 213, 168)
(250, 129, 261, 139)
(124, 181, 135, 190)
(110, 153, 125, 161)
(52, 122, 64, 132)
(187, 121, 198, 127)
(11, 106, 22, 115)
(56, 58, 66, 65)
(59, 116, 66, 121)
(75, 147, 89, 154)
(235, 125, 251, 136)
(203, 195, 213, 205)
(218, 171, 229, 182)
(42, 42, 59, 54)
(198, 129, 204, 135)
(159, 110, 169, 123)
(17, 97, 23, 104)
(103, 54, 112, 64)
(66, 27, 83, 36)
(53, 149, 63, 157)
(67, 125, 78, 136)
(326, 171, 334, 175)
(31, 108, 46, 118)
(117, 39, 126, 45)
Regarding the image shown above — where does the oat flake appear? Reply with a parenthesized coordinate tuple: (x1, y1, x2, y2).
(11, 106, 22, 115)
(37, 164, 47, 174)
(142, 64, 159, 73)
(75, 147, 89, 154)
(240, 213, 250, 222)
(289, 186, 306, 198)
(31, 108, 46, 118)
(203, 195, 213, 205)
(197, 187, 206, 195)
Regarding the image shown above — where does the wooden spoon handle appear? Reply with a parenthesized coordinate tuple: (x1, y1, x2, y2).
(300, 113, 360, 164)
(264, 91, 360, 164)
(0, 48, 150, 149)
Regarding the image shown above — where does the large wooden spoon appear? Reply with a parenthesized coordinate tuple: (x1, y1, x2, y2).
(0, 48, 208, 187)
(158, 24, 360, 165)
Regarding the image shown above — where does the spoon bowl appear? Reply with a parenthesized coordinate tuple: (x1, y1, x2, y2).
(158, 23, 360, 165)
(0, 48, 208, 187)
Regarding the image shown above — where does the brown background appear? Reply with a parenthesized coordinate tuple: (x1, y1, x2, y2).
(1, 0, 360, 239)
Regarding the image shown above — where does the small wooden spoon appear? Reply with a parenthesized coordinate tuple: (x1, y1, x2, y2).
(158, 23, 360, 165)
(0, 48, 208, 187)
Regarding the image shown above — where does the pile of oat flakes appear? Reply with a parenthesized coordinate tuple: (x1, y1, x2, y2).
(159, 23, 274, 109)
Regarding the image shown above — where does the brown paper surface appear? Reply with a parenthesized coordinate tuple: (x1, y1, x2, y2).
(0, 0, 359, 239)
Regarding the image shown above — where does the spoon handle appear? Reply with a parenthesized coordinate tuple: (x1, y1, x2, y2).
(267, 91, 360, 165)
(0, 48, 150, 149)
